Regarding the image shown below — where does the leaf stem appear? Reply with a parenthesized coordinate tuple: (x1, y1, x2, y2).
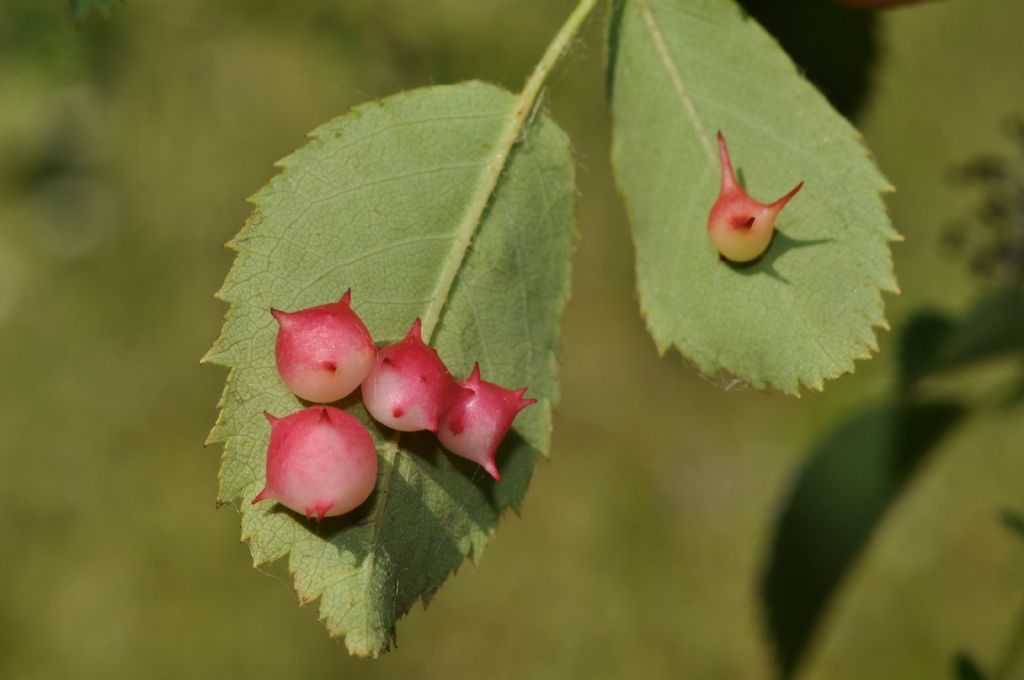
(514, 0, 599, 146)
(419, 0, 597, 341)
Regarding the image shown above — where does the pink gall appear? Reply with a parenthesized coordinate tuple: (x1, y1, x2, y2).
(707, 131, 803, 263)
(360, 319, 467, 433)
(272, 290, 376, 403)
(437, 363, 536, 481)
(253, 406, 377, 520)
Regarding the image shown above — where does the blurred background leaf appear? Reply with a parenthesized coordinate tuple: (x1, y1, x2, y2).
(761, 399, 965, 678)
(952, 509, 1024, 680)
(953, 654, 989, 680)
(739, 0, 879, 120)
(70, 0, 113, 21)
(897, 310, 956, 387)
(1002, 510, 1024, 541)
(762, 278, 1024, 678)
(897, 288, 1024, 391)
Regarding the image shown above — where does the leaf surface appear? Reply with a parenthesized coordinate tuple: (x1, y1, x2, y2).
(204, 81, 576, 656)
(953, 654, 989, 680)
(898, 288, 1024, 395)
(70, 0, 113, 20)
(607, 0, 899, 393)
(931, 288, 1024, 372)
(1002, 509, 1024, 541)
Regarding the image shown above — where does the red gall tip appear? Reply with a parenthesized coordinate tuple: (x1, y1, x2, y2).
(406, 318, 423, 343)
(321, 360, 338, 373)
(716, 131, 738, 191)
(311, 500, 331, 522)
(483, 459, 501, 482)
(317, 407, 331, 424)
(252, 487, 270, 505)
(468, 362, 482, 383)
(270, 308, 290, 325)
(264, 411, 279, 425)
(770, 181, 804, 210)
(339, 289, 352, 306)
(515, 396, 537, 414)
(716, 131, 805, 213)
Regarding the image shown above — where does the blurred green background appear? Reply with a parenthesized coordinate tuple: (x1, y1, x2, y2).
(1, 1, 1022, 678)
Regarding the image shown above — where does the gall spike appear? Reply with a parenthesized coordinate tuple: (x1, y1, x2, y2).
(272, 290, 376, 403)
(707, 131, 803, 263)
(360, 318, 467, 433)
(253, 406, 377, 520)
(437, 363, 536, 481)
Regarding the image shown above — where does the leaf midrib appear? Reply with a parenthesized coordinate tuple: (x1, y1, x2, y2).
(634, 0, 715, 162)
(362, 82, 567, 640)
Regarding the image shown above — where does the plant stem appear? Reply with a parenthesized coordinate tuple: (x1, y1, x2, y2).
(419, 0, 597, 341)
(515, 0, 599, 135)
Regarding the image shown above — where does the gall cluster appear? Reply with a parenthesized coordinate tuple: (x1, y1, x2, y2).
(253, 291, 535, 520)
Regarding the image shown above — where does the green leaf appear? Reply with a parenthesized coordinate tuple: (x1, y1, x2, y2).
(1001, 508, 1024, 541)
(931, 287, 1024, 372)
(897, 288, 1024, 394)
(606, 0, 899, 394)
(70, 0, 113, 20)
(897, 310, 955, 389)
(1001, 379, 1024, 409)
(953, 654, 989, 680)
(761, 401, 964, 678)
(203, 81, 576, 656)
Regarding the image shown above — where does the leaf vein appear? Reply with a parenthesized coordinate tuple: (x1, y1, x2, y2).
(635, 0, 715, 162)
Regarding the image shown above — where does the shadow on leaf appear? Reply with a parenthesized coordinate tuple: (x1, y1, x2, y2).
(727, 230, 835, 284)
